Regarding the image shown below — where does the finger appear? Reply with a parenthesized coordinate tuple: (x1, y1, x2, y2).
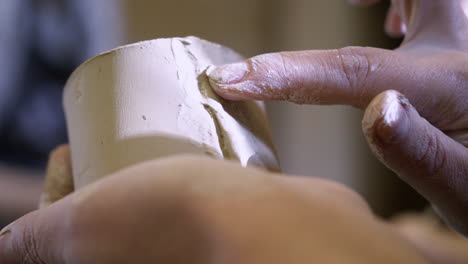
(0, 205, 64, 264)
(395, 0, 468, 50)
(385, 4, 406, 38)
(347, 0, 381, 7)
(39, 145, 74, 209)
(207, 48, 394, 107)
(207, 48, 463, 124)
(362, 90, 468, 235)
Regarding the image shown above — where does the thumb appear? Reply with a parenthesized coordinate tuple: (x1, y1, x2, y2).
(40, 145, 74, 208)
(362, 90, 468, 235)
(0, 206, 64, 263)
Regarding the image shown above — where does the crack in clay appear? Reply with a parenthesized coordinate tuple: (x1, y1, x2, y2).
(180, 39, 198, 68)
(196, 70, 236, 160)
(170, 39, 180, 80)
(203, 104, 230, 158)
(196, 68, 211, 98)
(179, 38, 232, 159)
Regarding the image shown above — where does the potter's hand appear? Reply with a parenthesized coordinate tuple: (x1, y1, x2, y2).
(0, 151, 429, 263)
(207, 0, 468, 235)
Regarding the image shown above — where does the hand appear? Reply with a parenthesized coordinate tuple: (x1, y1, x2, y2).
(0, 150, 429, 263)
(206, 0, 468, 235)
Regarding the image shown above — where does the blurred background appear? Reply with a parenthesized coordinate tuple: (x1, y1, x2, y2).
(0, 0, 427, 228)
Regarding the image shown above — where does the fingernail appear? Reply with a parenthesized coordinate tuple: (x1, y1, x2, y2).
(363, 90, 410, 146)
(206, 62, 249, 86)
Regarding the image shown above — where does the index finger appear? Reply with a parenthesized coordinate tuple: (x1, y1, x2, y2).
(206, 47, 465, 126)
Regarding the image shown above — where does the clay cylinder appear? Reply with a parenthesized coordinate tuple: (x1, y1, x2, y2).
(64, 37, 279, 189)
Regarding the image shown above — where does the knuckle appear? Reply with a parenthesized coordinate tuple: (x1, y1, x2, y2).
(19, 225, 46, 264)
(336, 47, 378, 106)
(429, 135, 449, 178)
(336, 47, 372, 85)
(413, 132, 448, 179)
(447, 65, 468, 119)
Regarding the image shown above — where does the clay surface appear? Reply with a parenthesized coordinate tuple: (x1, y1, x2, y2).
(64, 37, 279, 188)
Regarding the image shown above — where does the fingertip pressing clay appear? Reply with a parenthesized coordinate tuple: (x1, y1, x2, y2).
(64, 36, 280, 189)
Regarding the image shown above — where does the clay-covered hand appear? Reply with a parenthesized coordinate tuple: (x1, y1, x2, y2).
(207, 0, 468, 235)
(0, 152, 429, 264)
